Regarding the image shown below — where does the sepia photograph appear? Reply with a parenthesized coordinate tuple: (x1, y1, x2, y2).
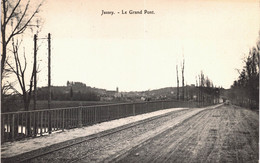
(1, 0, 259, 162)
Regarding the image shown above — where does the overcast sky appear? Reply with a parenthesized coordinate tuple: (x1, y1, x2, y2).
(24, 0, 260, 92)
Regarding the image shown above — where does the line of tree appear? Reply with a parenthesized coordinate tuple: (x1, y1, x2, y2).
(228, 33, 259, 109)
(37, 86, 100, 101)
(196, 71, 220, 106)
(175, 56, 220, 105)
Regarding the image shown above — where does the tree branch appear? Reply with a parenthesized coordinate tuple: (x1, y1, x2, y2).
(6, 61, 18, 76)
(5, 0, 22, 26)
(11, 38, 25, 92)
(6, 1, 43, 45)
(6, 0, 30, 45)
(22, 47, 27, 74)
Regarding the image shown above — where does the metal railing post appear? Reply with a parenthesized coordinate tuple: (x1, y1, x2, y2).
(95, 107, 97, 123)
(62, 109, 65, 131)
(11, 114, 15, 141)
(48, 111, 52, 134)
(1, 115, 5, 143)
(78, 107, 83, 128)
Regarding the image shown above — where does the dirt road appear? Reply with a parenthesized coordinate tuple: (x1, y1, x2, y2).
(117, 105, 259, 163)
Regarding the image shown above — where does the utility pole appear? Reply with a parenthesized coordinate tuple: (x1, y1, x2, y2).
(33, 34, 37, 136)
(33, 34, 37, 111)
(48, 33, 52, 134)
(48, 33, 51, 109)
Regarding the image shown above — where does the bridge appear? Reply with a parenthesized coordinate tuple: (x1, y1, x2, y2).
(1, 100, 202, 143)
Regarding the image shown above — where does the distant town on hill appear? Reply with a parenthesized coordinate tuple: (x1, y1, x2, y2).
(2, 80, 228, 112)
(35, 81, 225, 102)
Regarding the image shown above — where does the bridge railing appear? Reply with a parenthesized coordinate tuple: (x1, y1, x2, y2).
(1, 100, 199, 143)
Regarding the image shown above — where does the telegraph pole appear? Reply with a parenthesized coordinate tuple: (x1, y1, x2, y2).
(33, 34, 37, 136)
(33, 34, 37, 111)
(48, 33, 51, 109)
(48, 33, 52, 134)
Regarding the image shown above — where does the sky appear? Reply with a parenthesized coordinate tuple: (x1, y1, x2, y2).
(8, 0, 260, 92)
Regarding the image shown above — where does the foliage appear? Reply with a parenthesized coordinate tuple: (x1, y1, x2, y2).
(37, 85, 100, 101)
(196, 71, 220, 105)
(229, 34, 259, 109)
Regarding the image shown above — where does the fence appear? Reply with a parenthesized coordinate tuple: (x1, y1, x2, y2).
(1, 100, 199, 143)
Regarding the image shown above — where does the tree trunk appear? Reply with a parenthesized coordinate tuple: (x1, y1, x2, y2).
(181, 60, 185, 101)
(176, 65, 179, 100)
(23, 94, 32, 136)
(1, 24, 6, 108)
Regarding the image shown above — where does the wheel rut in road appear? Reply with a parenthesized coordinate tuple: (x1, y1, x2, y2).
(117, 105, 259, 163)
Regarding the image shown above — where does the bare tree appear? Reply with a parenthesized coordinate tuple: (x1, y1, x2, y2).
(176, 65, 179, 100)
(195, 76, 199, 103)
(185, 82, 188, 100)
(1, 55, 16, 95)
(205, 76, 211, 88)
(6, 38, 36, 111)
(200, 71, 205, 105)
(1, 0, 43, 97)
(198, 75, 201, 105)
(6, 37, 38, 135)
(181, 58, 185, 101)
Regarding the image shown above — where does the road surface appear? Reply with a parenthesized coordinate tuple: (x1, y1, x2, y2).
(116, 105, 259, 163)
